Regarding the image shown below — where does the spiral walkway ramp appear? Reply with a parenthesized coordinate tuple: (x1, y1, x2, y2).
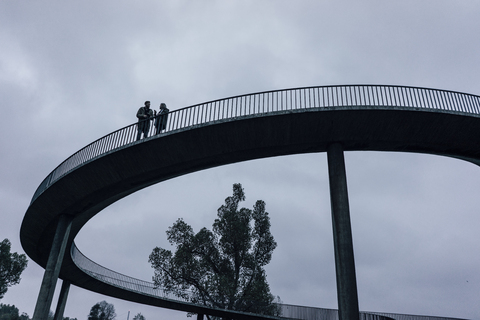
(21, 85, 479, 320)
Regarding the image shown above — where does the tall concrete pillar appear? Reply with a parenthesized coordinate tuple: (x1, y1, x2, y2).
(53, 280, 71, 320)
(33, 214, 73, 320)
(326, 143, 359, 320)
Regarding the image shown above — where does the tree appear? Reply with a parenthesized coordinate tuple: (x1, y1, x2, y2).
(87, 301, 115, 320)
(0, 239, 28, 300)
(132, 313, 145, 320)
(149, 183, 280, 317)
(0, 304, 30, 320)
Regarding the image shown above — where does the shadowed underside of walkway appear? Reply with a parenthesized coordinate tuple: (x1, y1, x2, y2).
(21, 85, 479, 320)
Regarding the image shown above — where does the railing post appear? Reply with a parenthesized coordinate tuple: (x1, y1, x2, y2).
(327, 143, 360, 320)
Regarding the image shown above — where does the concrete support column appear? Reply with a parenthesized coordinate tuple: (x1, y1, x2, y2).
(196, 314, 204, 320)
(53, 280, 71, 320)
(33, 214, 73, 320)
(326, 143, 359, 320)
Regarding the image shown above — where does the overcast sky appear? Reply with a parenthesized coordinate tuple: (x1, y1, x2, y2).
(1, 1, 480, 320)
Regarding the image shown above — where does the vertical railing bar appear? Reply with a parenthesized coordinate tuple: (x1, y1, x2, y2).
(452, 92, 461, 113)
(394, 86, 400, 107)
(448, 92, 457, 110)
(262, 92, 265, 113)
(353, 86, 358, 106)
(339, 86, 343, 106)
(402, 87, 408, 107)
(352, 86, 357, 106)
(465, 94, 474, 113)
(388, 86, 395, 107)
(377, 86, 383, 106)
(320, 86, 324, 107)
(238, 97, 241, 116)
(195, 103, 200, 125)
(371, 86, 376, 106)
(363, 85, 368, 106)
(473, 95, 480, 114)
(334, 86, 338, 107)
(344, 86, 349, 106)
(208, 102, 212, 122)
(430, 89, 439, 110)
(380, 86, 386, 106)
(412, 88, 419, 109)
(403, 87, 409, 107)
(440, 91, 448, 112)
(421, 88, 428, 108)
(400, 87, 406, 107)
(411, 87, 417, 108)
(425, 89, 433, 109)
(367, 86, 375, 106)
(292, 90, 297, 109)
(383, 86, 389, 106)
(439, 91, 447, 111)
(174, 108, 180, 129)
(178, 109, 184, 129)
(459, 92, 467, 113)
(435, 90, 443, 111)
(327, 87, 330, 107)
(434, 90, 442, 110)
(187, 106, 193, 126)
(304, 88, 307, 108)
(181, 109, 186, 128)
(471, 95, 479, 114)
(387, 86, 393, 107)
(409, 88, 416, 108)
(371, 86, 377, 106)
(361, 86, 366, 106)
(463, 93, 472, 113)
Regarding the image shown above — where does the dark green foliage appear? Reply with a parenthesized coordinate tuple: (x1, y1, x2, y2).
(0, 304, 29, 320)
(87, 301, 116, 320)
(149, 183, 280, 317)
(0, 239, 28, 300)
(132, 313, 145, 320)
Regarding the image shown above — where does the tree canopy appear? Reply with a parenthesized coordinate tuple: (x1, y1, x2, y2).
(149, 183, 280, 317)
(132, 313, 145, 320)
(0, 304, 30, 320)
(87, 301, 116, 320)
(0, 239, 28, 300)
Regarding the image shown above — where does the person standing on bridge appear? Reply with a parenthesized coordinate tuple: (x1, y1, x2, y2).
(154, 103, 169, 134)
(136, 101, 154, 140)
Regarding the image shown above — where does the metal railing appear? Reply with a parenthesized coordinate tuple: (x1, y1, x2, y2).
(31, 85, 480, 203)
(71, 245, 467, 320)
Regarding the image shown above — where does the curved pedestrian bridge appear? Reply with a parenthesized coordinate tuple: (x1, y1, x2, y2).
(22, 85, 479, 320)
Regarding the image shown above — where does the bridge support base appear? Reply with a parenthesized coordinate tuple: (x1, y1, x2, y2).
(33, 214, 72, 320)
(327, 143, 360, 320)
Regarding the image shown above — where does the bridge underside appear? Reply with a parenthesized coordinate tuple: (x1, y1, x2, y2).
(21, 107, 480, 318)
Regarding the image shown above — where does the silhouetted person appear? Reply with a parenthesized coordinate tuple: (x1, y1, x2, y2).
(154, 103, 169, 134)
(136, 101, 153, 140)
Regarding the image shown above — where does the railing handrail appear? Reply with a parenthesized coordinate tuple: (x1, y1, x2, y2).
(31, 85, 480, 203)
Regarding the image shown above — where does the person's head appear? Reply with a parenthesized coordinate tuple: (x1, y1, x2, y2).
(145, 101, 151, 108)
(160, 103, 166, 109)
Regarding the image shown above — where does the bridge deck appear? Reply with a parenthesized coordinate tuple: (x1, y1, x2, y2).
(21, 85, 480, 320)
